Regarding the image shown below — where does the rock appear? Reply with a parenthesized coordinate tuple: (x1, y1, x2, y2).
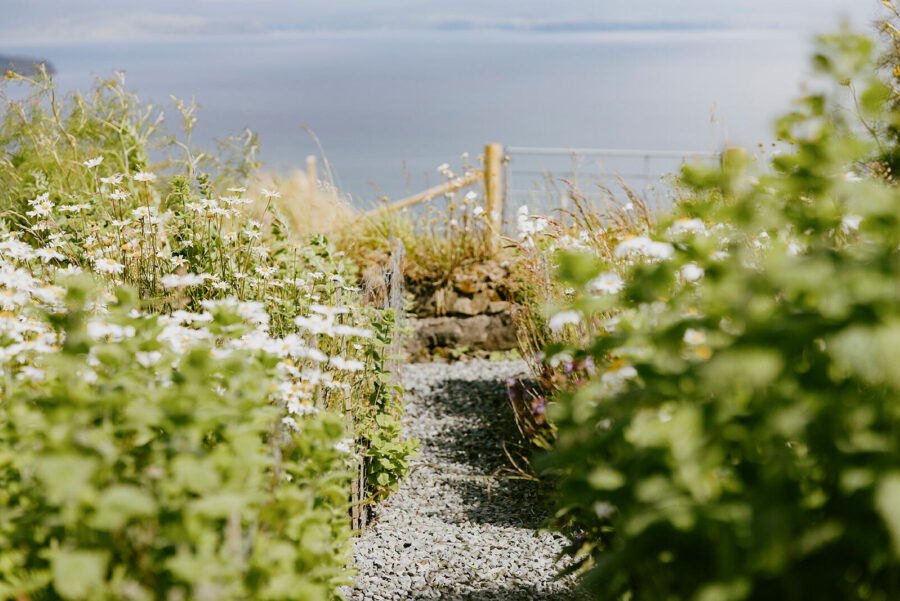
(452, 273, 481, 295)
(432, 287, 452, 316)
(487, 301, 509, 314)
(411, 260, 512, 320)
(450, 291, 490, 316)
(485, 312, 519, 349)
(421, 315, 490, 349)
(406, 312, 518, 357)
(473, 261, 506, 282)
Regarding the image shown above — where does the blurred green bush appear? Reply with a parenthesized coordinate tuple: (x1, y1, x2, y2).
(540, 30, 900, 600)
(0, 282, 352, 600)
(0, 68, 418, 600)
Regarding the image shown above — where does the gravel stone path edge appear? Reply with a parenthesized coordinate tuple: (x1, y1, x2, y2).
(342, 359, 588, 601)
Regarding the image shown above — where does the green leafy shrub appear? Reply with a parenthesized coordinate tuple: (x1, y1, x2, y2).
(539, 31, 900, 600)
(0, 67, 418, 599)
(0, 68, 415, 503)
(0, 280, 352, 600)
(499, 174, 660, 454)
(361, 308, 417, 502)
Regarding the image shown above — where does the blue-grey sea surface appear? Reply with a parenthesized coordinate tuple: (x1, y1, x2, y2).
(1, 30, 816, 205)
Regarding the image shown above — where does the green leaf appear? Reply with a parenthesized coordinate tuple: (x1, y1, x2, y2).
(694, 579, 751, 601)
(876, 473, 900, 557)
(189, 493, 249, 518)
(91, 485, 157, 530)
(588, 467, 625, 490)
(35, 455, 97, 503)
(375, 414, 397, 429)
(860, 79, 891, 116)
(702, 348, 783, 393)
(555, 251, 603, 288)
(172, 455, 222, 494)
(830, 323, 900, 389)
(52, 550, 108, 600)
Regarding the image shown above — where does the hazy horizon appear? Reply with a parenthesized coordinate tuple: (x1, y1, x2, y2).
(0, 0, 880, 46)
(0, 1, 888, 204)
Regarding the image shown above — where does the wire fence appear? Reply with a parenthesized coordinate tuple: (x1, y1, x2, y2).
(353, 143, 721, 241)
(501, 145, 719, 236)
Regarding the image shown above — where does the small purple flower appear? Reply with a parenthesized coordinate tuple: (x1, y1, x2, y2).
(581, 356, 596, 375)
(571, 530, 587, 550)
(506, 378, 524, 402)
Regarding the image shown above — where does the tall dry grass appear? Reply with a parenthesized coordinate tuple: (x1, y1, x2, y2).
(248, 169, 358, 236)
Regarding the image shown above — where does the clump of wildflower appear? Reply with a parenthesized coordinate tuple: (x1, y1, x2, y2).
(517, 205, 548, 246)
(26, 193, 54, 218)
(614, 236, 674, 261)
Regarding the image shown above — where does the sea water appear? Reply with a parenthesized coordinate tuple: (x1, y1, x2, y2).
(1, 29, 816, 206)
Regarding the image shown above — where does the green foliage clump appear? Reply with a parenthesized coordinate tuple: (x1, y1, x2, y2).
(0, 67, 416, 501)
(361, 309, 417, 501)
(540, 31, 900, 600)
(0, 67, 418, 600)
(0, 282, 352, 601)
(0, 69, 258, 218)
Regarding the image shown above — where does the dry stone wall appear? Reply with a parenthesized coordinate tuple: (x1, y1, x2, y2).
(406, 261, 519, 358)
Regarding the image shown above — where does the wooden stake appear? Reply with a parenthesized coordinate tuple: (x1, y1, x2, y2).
(484, 143, 503, 251)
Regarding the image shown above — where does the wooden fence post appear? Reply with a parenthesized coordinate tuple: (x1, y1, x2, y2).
(484, 143, 503, 250)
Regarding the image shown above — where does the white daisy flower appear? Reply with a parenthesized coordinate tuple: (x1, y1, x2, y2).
(133, 171, 156, 182)
(100, 173, 124, 185)
(94, 257, 125, 275)
(548, 310, 581, 332)
(588, 272, 624, 294)
(841, 214, 862, 233)
(683, 328, 707, 345)
(679, 262, 704, 283)
(615, 236, 674, 261)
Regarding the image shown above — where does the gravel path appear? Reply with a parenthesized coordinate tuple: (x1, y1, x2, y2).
(343, 360, 586, 601)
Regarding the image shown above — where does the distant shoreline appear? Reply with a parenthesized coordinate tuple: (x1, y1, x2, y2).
(0, 54, 55, 76)
(0, 22, 809, 51)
